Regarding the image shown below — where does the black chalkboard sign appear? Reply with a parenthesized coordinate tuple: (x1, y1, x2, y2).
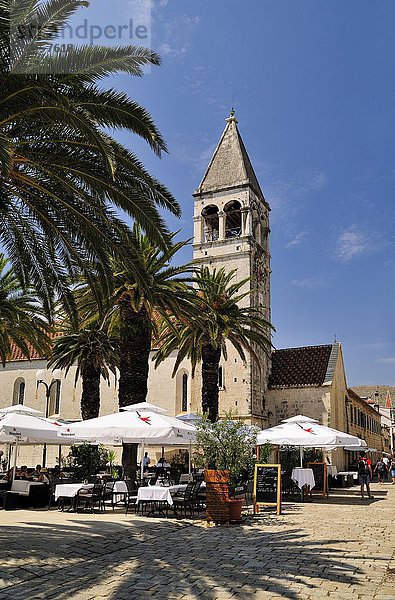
(307, 462, 328, 497)
(253, 464, 281, 515)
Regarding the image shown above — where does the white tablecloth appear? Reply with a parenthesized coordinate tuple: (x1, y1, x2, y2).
(137, 486, 175, 506)
(113, 481, 128, 494)
(327, 465, 338, 478)
(54, 483, 93, 501)
(291, 468, 316, 490)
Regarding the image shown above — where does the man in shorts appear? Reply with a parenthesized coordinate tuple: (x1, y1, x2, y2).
(358, 451, 373, 499)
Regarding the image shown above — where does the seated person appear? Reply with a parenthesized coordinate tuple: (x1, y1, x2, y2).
(32, 465, 49, 483)
(16, 465, 31, 480)
(3, 467, 15, 482)
(156, 457, 171, 469)
(32, 464, 43, 481)
(50, 465, 65, 479)
(41, 469, 50, 483)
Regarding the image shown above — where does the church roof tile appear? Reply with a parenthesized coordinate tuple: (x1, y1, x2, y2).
(269, 344, 335, 388)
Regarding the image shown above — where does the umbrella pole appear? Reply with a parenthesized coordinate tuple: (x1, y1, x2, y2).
(188, 442, 192, 476)
(12, 439, 18, 482)
(140, 439, 145, 484)
(300, 446, 304, 467)
(7, 443, 11, 471)
(299, 447, 304, 502)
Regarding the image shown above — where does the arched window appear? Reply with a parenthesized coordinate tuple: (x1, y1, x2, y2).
(182, 373, 188, 412)
(13, 378, 25, 405)
(49, 380, 61, 416)
(224, 200, 242, 238)
(176, 369, 189, 414)
(202, 205, 219, 242)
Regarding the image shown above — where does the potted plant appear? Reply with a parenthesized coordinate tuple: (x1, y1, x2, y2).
(194, 416, 259, 523)
(67, 443, 109, 482)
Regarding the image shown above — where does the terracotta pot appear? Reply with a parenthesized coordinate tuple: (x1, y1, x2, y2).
(227, 498, 244, 523)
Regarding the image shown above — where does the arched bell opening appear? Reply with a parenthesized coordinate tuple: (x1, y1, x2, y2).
(202, 205, 219, 242)
(224, 200, 242, 238)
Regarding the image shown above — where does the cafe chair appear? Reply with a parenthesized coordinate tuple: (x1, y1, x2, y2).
(173, 481, 196, 517)
(125, 480, 139, 515)
(77, 482, 104, 513)
(102, 480, 116, 511)
(281, 473, 298, 499)
(47, 477, 61, 510)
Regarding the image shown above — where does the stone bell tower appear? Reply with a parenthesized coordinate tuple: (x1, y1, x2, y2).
(191, 111, 272, 425)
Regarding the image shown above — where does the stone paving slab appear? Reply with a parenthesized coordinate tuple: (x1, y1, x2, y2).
(0, 483, 394, 599)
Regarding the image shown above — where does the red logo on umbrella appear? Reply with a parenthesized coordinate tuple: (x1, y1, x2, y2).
(136, 411, 151, 425)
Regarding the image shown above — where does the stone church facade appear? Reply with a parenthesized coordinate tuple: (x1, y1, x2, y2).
(0, 113, 379, 470)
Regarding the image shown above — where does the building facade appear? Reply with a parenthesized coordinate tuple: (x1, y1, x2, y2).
(0, 112, 387, 470)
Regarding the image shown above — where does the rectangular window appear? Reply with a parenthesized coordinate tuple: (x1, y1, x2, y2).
(218, 366, 224, 389)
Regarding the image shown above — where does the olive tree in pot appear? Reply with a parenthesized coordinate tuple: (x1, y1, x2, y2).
(194, 416, 259, 523)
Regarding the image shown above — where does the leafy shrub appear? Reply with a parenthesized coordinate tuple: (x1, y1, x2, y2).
(194, 415, 262, 490)
(67, 443, 109, 481)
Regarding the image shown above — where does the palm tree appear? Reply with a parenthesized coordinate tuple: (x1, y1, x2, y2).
(154, 267, 273, 422)
(0, 252, 51, 365)
(113, 228, 193, 410)
(49, 323, 118, 420)
(76, 227, 194, 476)
(0, 0, 180, 315)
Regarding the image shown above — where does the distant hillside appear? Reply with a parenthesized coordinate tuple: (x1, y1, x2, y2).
(351, 386, 395, 406)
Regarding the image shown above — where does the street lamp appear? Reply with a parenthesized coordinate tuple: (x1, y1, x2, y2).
(36, 369, 62, 467)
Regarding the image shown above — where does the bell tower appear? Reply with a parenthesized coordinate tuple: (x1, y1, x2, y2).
(191, 111, 271, 425)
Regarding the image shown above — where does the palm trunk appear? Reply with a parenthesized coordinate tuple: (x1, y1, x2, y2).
(202, 344, 221, 422)
(81, 362, 101, 420)
(118, 298, 152, 480)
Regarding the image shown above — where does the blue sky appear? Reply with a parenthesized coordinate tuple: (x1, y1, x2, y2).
(69, 0, 395, 386)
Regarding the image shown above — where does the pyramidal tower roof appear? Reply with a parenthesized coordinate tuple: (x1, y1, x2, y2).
(195, 110, 265, 200)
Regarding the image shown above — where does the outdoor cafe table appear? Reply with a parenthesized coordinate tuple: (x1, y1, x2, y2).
(291, 468, 316, 490)
(136, 484, 189, 517)
(54, 483, 94, 511)
(327, 465, 338, 478)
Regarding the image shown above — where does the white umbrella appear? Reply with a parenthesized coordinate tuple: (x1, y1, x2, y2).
(0, 412, 64, 444)
(0, 412, 68, 481)
(121, 402, 168, 414)
(58, 407, 196, 481)
(176, 412, 201, 423)
(282, 414, 319, 424)
(256, 414, 366, 467)
(257, 415, 365, 448)
(0, 404, 43, 415)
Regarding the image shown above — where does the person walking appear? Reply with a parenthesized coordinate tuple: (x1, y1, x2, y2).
(374, 457, 387, 484)
(382, 455, 390, 480)
(358, 451, 373, 499)
(390, 455, 395, 485)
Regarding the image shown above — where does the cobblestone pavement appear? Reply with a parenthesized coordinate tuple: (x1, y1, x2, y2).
(0, 482, 394, 600)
